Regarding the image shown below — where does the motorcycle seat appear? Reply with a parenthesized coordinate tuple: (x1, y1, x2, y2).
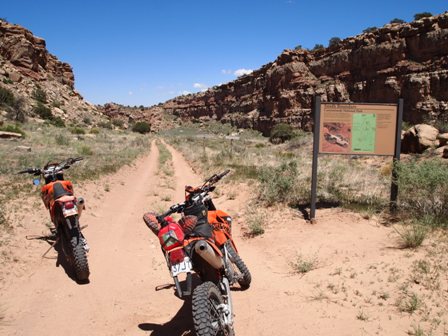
(53, 182, 73, 199)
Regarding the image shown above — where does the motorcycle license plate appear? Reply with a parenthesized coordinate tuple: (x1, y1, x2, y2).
(62, 205, 78, 217)
(171, 257, 192, 277)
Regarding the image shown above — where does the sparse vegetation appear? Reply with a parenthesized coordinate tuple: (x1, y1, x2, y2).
(397, 292, 422, 314)
(132, 121, 151, 134)
(33, 102, 53, 120)
(414, 12, 432, 21)
(245, 209, 266, 237)
(390, 18, 406, 24)
(269, 123, 296, 144)
(31, 86, 47, 103)
(312, 44, 325, 51)
(329, 37, 342, 47)
(0, 85, 15, 106)
(290, 254, 318, 274)
(396, 160, 448, 228)
(363, 26, 377, 34)
(394, 224, 428, 249)
(0, 124, 26, 137)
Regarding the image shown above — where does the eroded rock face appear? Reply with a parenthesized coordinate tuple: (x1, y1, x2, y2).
(0, 21, 74, 88)
(158, 12, 448, 135)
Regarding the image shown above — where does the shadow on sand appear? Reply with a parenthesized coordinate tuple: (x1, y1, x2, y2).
(138, 298, 194, 336)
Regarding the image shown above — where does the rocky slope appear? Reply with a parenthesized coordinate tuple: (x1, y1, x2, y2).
(0, 19, 101, 125)
(159, 12, 448, 135)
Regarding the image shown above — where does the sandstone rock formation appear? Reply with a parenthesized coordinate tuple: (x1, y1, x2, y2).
(99, 103, 164, 131)
(0, 19, 101, 124)
(158, 12, 448, 136)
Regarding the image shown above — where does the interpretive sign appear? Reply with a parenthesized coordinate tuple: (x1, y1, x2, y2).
(319, 103, 398, 156)
(309, 98, 404, 223)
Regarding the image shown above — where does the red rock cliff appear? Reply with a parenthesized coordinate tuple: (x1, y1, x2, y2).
(160, 12, 448, 135)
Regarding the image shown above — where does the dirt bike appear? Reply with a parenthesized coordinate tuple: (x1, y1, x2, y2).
(144, 170, 251, 335)
(18, 157, 90, 282)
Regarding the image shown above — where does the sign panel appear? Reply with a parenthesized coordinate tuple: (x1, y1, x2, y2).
(319, 103, 397, 155)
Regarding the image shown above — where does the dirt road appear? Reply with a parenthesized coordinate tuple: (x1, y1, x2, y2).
(1, 140, 444, 335)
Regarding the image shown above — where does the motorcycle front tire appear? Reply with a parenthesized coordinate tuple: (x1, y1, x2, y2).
(192, 281, 234, 336)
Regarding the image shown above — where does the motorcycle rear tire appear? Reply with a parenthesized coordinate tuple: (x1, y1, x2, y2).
(192, 281, 234, 336)
(68, 216, 90, 282)
(226, 241, 251, 289)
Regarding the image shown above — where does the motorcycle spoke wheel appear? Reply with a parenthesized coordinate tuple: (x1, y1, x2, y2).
(225, 241, 251, 289)
(192, 281, 234, 336)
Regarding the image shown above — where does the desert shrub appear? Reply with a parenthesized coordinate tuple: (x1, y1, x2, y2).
(70, 127, 85, 135)
(294, 44, 303, 50)
(363, 26, 377, 34)
(396, 160, 448, 227)
(52, 116, 65, 128)
(90, 127, 100, 134)
(132, 121, 151, 134)
(2, 78, 13, 84)
(390, 18, 405, 24)
(414, 12, 432, 21)
(258, 161, 298, 205)
(112, 119, 124, 127)
(98, 121, 113, 129)
(329, 37, 341, 47)
(0, 85, 15, 106)
(312, 44, 324, 51)
(33, 102, 53, 120)
(269, 123, 296, 144)
(0, 124, 26, 137)
(77, 145, 93, 156)
(32, 86, 47, 103)
(82, 116, 92, 125)
(290, 254, 318, 274)
(394, 224, 428, 248)
(55, 134, 69, 146)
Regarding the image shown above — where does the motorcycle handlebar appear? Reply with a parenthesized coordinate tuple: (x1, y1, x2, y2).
(17, 168, 41, 175)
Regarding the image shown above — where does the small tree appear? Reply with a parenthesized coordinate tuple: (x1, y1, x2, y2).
(269, 123, 296, 144)
(32, 86, 47, 103)
(390, 18, 406, 24)
(294, 44, 303, 50)
(328, 37, 342, 48)
(362, 26, 377, 34)
(312, 44, 325, 51)
(132, 121, 151, 134)
(0, 85, 15, 106)
(414, 12, 432, 20)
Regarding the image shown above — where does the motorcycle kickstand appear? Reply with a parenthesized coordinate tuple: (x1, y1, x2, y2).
(42, 236, 59, 259)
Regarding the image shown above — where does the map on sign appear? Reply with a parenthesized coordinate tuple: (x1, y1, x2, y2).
(351, 113, 376, 152)
(319, 103, 397, 156)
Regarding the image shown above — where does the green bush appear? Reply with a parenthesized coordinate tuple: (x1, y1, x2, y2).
(132, 121, 151, 134)
(98, 121, 113, 129)
(390, 18, 406, 24)
(112, 119, 124, 127)
(414, 12, 432, 21)
(33, 102, 53, 120)
(312, 44, 325, 51)
(32, 86, 47, 103)
(329, 37, 341, 48)
(396, 160, 448, 227)
(0, 85, 15, 106)
(0, 124, 26, 137)
(363, 27, 377, 34)
(70, 127, 85, 135)
(269, 123, 296, 144)
(51, 116, 65, 128)
(258, 161, 298, 205)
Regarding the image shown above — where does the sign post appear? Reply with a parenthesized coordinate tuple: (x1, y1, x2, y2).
(309, 98, 402, 222)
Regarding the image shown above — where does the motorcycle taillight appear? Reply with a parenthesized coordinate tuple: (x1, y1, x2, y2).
(158, 222, 185, 251)
(169, 248, 186, 264)
(64, 201, 75, 209)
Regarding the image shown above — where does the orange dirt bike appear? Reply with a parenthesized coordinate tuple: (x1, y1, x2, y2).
(143, 170, 251, 335)
(18, 157, 90, 282)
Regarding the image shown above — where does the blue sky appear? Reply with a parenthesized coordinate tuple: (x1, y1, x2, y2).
(2, 0, 447, 107)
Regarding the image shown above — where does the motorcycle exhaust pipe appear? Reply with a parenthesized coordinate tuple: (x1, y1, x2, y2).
(195, 241, 223, 270)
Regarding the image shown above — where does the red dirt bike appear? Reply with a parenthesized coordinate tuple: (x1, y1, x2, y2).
(143, 170, 251, 335)
(18, 157, 90, 282)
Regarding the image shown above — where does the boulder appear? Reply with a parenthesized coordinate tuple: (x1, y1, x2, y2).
(401, 124, 439, 153)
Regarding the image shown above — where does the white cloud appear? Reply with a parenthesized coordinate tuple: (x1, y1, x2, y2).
(128, 91, 133, 96)
(193, 82, 208, 90)
(221, 69, 233, 75)
(234, 68, 253, 77)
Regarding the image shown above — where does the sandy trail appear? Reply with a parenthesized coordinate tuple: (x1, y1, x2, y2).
(1, 140, 445, 336)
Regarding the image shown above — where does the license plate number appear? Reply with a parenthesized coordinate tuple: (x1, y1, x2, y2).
(171, 257, 192, 277)
(62, 206, 78, 217)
